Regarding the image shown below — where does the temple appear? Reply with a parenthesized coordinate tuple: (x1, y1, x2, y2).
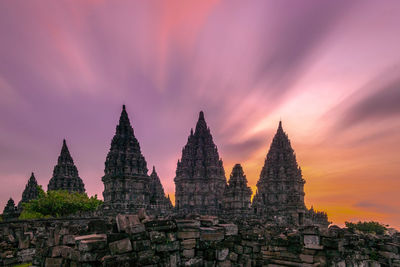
(223, 164, 252, 216)
(2, 198, 18, 221)
(174, 111, 227, 215)
(18, 172, 40, 209)
(102, 105, 150, 213)
(252, 121, 309, 225)
(2, 107, 330, 228)
(47, 140, 85, 193)
(149, 166, 173, 214)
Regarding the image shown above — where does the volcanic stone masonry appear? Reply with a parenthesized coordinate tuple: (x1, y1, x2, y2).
(149, 166, 173, 214)
(174, 111, 227, 215)
(47, 139, 86, 193)
(1, 215, 399, 266)
(102, 105, 151, 213)
(223, 164, 252, 216)
(18, 172, 39, 209)
(252, 121, 329, 227)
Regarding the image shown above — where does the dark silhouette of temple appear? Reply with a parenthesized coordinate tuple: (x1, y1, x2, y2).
(3, 105, 329, 227)
(47, 140, 85, 193)
(222, 164, 252, 216)
(174, 111, 227, 215)
(102, 105, 172, 214)
(18, 172, 39, 209)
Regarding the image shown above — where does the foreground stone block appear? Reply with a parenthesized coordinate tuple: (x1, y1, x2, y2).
(219, 224, 238, 236)
(145, 219, 176, 231)
(181, 238, 197, 249)
(182, 249, 195, 258)
(304, 235, 323, 250)
(45, 258, 63, 267)
(200, 227, 225, 241)
(116, 214, 145, 234)
(78, 238, 107, 252)
(109, 238, 132, 255)
(178, 230, 200, 239)
(176, 219, 201, 229)
(217, 248, 229, 261)
(156, 241, 180, 252)
(200, 216, 219, 226)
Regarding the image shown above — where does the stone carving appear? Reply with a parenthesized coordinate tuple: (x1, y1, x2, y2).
(252, 121, 306, 225)
(223, 164, 252, 215)
(149, 166, 173, 213)
(47, 139, 85, 193)
(102, 105, 150, 213)
(174, 111, 227, 215)
(18, 172, 40, 209)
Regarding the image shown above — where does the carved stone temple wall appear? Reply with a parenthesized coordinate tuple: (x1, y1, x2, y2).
(102, 105, 151, 213)
(223, 164, 252, 216)
(252, 121, 307, 226)
(174, 111, 227, 215)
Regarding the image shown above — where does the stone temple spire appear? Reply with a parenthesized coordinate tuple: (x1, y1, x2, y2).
(252, 121, 307, 225)
(149, 166, 173, 213)
(223, 164, 252, 216)
(174, 111, 226, 215)
(48, 140, 85, 193)
(102, 105, 150, 213)
(2, 198, 18, 221)
(18, 172, 40, 209)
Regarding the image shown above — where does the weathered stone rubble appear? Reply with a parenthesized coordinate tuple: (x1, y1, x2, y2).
(175, 111, 227, 215)
(47, 139, 85, 193)
(102, 105, 151, 214)
(223, 164, 252, 216)
(1, 216, 399, 266)
(18, 172, 40, 209)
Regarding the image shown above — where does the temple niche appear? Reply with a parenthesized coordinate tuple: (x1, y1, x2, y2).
(223, 164, 252, 216)
(102, 105, 150, 214)
(174, 111, 227, 215)
(47, 140, 85, 193)
(18, 172, 40, 209)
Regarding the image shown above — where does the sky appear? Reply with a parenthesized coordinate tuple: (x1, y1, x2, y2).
(0, 0, 399, 228)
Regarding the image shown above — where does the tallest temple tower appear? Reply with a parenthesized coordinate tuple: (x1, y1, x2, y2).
(174, 111, 226, 215)
(102, 105, 150, 213)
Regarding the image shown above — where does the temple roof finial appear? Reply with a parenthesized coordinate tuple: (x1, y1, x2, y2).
(199, 111, 204, 120)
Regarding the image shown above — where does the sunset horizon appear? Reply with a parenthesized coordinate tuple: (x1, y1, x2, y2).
(1, 1, 400, 230)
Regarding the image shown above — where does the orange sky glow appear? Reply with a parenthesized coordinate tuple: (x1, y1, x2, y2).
(0, 0, 399, 228)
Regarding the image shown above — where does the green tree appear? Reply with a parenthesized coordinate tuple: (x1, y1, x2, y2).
(19, 186, 102, 219)
(345, 221, 388, 235)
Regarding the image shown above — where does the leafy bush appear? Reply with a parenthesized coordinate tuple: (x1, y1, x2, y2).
(19, 186, 102, 219)
(345, 221, 387, 235)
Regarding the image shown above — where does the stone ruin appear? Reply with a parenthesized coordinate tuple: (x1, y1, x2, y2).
(252, 121, 308, 226)
(174, 111, 227, 216)
(3, 105, 329, 227)
(2, 105, 399, 266)
(18, 172, 39, 209)
(222, 164, 252, 216)
(47, 139, 85, 193)
(1, 214, 399, 266)
(101, 105, 173, 215)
